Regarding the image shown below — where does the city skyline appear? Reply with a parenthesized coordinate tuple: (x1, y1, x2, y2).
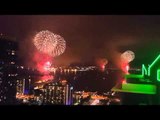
(1, 15, 160, 105)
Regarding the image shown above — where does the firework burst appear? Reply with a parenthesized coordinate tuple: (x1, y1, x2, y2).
(52, 35, 66, 57)
(33, 30, 66, 57)
(121, 50, 135, 63)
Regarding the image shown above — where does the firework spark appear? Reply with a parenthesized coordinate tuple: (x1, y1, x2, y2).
(96, 58, 108, 71)
(33, 52, 52, 74)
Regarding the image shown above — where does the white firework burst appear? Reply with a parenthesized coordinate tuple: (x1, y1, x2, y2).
(33, 30, 66, 57)
(52, 35, 66, 57)
(121, 50, 135, 63)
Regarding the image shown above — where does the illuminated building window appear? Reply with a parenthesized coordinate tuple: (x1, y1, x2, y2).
(21, 66, 24, 69)
(11, 51, 15, 55)
(8, 74, 17, 77)
(11, 62, 15, 64)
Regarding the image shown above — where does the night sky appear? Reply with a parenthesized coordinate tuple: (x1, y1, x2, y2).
(0, 15, 160, 67)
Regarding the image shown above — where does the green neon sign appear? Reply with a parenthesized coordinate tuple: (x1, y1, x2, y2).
(112, 83, 156, 94)
(148, 55, 160, 76)
(124, 54, 160, 83)
(125, 74, 143, 79)
(157, 69, 160, 81)
(142, 64, 147, 76)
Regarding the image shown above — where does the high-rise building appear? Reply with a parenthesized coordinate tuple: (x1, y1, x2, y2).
(0, 35, 18, 104)
(16, 65, 41, 96)
(43, 80, 73, 105)
(16, 73, 33, 95)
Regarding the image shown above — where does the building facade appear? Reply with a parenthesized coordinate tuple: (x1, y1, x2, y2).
(0, 35, 18, 104)
(43, 80, 73, 105)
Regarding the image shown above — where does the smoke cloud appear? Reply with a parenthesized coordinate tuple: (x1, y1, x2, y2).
(0, 15, 160, 68)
